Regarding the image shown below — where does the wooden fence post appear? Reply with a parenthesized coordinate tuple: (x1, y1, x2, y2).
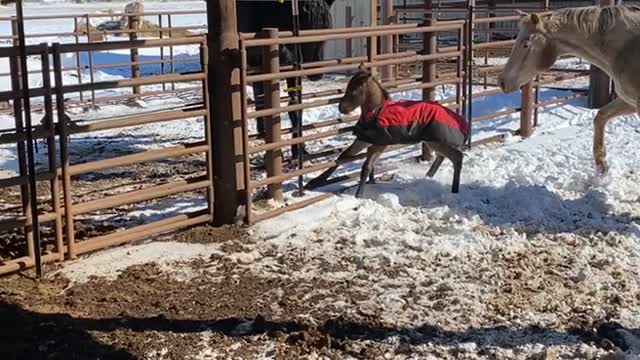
(589, 0, 614, 108)
(520, 82, 534, 138)
(381, 0, 394, 81)
(463, 0, 475, 121)
(10, 16, 34, 257)
(421, 15, 436, 162)
(207, 0, 245, 225)
(345, 6, 352, 59)
(488, 0, 496, 43)
(129, 14, 141, 95)
(262, 28, 283, 202)
(85, 14, 96, 103)
(369, 0, 378, 77)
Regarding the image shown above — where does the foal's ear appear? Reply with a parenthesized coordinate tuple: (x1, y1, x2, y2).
(358, 62, 365, 71)
(530, 13, 541, 26)
(522, 13, 544, 33)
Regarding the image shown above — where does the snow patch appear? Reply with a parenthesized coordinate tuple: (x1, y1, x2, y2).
(55, 241, 223, 284)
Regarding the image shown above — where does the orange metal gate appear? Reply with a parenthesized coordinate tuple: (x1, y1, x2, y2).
(0, 37, 212, 275)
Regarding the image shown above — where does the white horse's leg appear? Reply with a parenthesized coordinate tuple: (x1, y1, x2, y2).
(592, 97, 635, 174)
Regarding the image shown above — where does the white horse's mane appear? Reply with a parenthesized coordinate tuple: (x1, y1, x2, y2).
(543, 5, 640, 35)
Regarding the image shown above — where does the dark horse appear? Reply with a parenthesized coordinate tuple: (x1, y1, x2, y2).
(237, 0, 335, 159)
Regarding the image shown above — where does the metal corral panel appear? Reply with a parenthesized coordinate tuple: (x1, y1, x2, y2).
(324, 0, 372, 60)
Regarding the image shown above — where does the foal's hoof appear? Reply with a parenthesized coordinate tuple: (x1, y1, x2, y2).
(596, 163, 609, 176)
(304, 180, 321, 190)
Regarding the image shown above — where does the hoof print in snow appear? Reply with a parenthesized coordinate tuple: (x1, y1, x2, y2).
(82, 104, 101, 113)
(126, 98, 147, 109)
(377, 173, 395, 182)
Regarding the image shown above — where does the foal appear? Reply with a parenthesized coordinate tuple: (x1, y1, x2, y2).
(305, 68, 468, 198)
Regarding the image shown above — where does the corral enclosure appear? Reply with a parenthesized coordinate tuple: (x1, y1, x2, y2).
(1, 1, 640, 358)
(0, 0, 598, 274)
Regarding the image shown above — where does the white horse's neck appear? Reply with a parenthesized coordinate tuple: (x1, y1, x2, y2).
(544, 19, 613, 75)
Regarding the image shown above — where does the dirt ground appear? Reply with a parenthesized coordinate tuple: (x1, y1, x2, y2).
(1, 223, 639, 360)
(0, 225, 407, 360)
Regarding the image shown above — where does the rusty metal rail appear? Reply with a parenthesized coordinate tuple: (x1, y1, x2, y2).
(0, 9, 208, 113)
(0, 37, 212, 275)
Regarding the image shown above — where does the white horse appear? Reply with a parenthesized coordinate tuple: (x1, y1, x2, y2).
(499, 5, 640, 175)
(120, 1, 144, 30)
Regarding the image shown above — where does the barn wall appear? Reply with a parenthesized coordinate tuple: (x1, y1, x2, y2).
(324, 0, 371, 60)
(323, 0, 610, 60)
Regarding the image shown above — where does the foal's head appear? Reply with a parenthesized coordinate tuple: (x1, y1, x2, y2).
(498, 11, 558, 93)
(338, 65, 388, 114)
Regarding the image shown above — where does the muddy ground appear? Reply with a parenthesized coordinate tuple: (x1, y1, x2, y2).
(1, 223, 639, 360)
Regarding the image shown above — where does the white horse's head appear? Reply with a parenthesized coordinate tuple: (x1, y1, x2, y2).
(498, 11, 558, 93)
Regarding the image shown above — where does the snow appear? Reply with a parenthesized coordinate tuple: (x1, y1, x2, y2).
(56, 240, 224, 284)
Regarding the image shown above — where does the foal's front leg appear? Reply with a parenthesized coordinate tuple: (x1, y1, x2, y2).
(426, 155, 445, 177)
(305, 140, 370, 190)
(355, 145, 387, 198)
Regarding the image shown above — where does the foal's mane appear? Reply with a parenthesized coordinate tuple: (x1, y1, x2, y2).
(544, 5, 640, 35)
(374, 77, 391, 100)
(352, 70, 390, 100)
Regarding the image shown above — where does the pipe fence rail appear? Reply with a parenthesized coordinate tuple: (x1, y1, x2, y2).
(0, 10, 207, 112)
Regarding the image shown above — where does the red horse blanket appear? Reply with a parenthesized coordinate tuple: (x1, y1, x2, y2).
(353, 99, 468, 147)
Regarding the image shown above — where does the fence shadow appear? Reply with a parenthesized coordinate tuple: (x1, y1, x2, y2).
(0, 301, 135, 360)
(3, 301, 637, 357)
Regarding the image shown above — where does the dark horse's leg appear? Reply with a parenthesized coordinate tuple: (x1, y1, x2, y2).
(305, 140, 370, 190)
(253, 82, 266, 139)
(286, 76, 307, 160)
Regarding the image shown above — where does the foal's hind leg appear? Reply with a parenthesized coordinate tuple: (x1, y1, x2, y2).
(426, 155, 445, 177)
(426, 142, 463, 193)
(592, 97, 635, 174)
(305, 140, 370, 190)
(355, 145, 386, 198)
